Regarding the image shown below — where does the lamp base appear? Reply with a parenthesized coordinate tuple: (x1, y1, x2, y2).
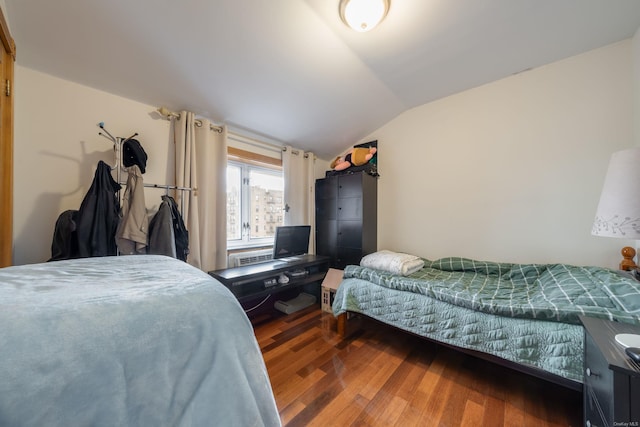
(619, 246, 637, 271)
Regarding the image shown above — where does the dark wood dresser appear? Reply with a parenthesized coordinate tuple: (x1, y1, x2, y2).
(580, 316, 640, 427)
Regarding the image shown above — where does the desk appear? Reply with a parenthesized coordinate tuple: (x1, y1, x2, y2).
(210, 255, 330, 316)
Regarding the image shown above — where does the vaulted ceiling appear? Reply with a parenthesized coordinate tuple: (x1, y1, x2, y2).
(6, 0, 640, 157)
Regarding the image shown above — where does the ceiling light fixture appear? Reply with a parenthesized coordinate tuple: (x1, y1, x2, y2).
(339, 0, 390, 32)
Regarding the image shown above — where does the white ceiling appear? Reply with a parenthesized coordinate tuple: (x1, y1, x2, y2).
(5, 0, 640, 158)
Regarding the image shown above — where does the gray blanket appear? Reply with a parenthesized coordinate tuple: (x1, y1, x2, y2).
(0, 255, 281, 427)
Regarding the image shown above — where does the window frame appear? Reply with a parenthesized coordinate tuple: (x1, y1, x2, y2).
(227, 147, 283, 250)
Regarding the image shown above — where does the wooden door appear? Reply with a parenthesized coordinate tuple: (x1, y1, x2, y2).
(0, 7, 15, 267)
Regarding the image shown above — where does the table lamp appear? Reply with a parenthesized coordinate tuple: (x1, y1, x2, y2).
(592, 147, 640, 271)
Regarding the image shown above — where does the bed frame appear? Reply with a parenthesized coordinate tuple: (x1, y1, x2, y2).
(336, 312, 583, 392)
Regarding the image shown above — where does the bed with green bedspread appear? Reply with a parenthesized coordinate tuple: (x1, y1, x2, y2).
(333, 257, 640, 387)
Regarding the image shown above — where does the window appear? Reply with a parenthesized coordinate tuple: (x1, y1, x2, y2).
(226, 152, 284, 248)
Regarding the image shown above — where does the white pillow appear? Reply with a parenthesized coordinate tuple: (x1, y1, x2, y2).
(360, 250, 424, 276)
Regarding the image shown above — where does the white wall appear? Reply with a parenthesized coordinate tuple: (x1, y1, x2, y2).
(13, 67, 174, 265)
(13, 66, 328, 265)
(364, 40, 634, 268)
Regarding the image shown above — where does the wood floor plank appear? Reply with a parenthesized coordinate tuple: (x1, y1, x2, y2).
(393, 356, 432, 425)
(262, 326, 323, 367)
(357, 349, 404, 401)
(327, 394, 370, 427)
(492, 372, 526, 427)
(461, 399, 485, 426)
(278, 400, 306, 426)
(420, 351, 466, 426)
(273, 365, 327, 410)
(305, 346, 400, 425)
(268, 332, 327, 384)
(253, 308, 583, 427)
(278, 331, 389, 425)
(437, 374, 471, 426)
(359, 341, 435, 424)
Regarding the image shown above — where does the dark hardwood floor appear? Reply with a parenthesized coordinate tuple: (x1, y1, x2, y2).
(253, 306, 583, 427)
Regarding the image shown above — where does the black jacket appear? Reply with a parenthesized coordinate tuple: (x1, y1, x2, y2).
(76, 161, 121, 257)
(49, 209, 79, 261)
(148, 195, 189, 261)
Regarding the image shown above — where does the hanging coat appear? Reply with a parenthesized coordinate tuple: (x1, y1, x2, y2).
(147, 198, 176, 259)
(148, 195, 189, 261)
(116, 165, 148, 254)
(76, 160, 121, 257)
(165, 195, 189, 262)
(48, 209, 79, 261)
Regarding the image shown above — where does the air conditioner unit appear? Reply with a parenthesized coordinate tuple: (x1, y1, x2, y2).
(228, 249, 273, 268)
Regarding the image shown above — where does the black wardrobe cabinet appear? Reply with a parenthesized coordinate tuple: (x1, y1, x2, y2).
(315, 171, 377, 269)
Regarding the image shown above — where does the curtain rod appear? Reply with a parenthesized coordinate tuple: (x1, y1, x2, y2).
(158, 106, 283, 151)
(231, 134, 312, 158)
(157, 107, 223, 133)
(228, 131, 283, 153)
(157, 106, 312, 158)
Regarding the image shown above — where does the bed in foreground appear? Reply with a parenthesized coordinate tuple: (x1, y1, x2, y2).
(333, 255, 640, 390)
(0, 255, 281, 427)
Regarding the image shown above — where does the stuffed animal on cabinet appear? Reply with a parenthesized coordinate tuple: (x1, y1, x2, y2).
(330, 146, 377, 171)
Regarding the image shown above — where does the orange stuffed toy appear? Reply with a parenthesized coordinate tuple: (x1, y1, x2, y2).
(330, 146, 377, 171)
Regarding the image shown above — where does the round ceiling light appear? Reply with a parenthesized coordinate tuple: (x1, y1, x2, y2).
(339, 0, 390, 32)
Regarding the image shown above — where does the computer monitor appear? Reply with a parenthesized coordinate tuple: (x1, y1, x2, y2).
(272, 225, 311, 259)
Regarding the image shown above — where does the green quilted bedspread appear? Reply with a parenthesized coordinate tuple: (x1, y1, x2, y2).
(344, 257, 640, 325)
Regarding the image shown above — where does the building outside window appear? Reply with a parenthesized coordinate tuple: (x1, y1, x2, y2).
(227, 160, 284, 248)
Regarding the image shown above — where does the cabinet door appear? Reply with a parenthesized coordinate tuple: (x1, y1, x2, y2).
(316, 177, 338, 221)
(337, 247, 363, 269)
(338, 221, 362, 249)
(317, 198, 337, 220)
(338, 197, 362, 221)
(316, 220, 337, 255)
(316, 176, 338, 200)
(338, 174, 362, 198)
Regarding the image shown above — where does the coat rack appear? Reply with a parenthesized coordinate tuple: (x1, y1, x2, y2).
(97, 122, 194, 212)
(97, 122, 137, 188)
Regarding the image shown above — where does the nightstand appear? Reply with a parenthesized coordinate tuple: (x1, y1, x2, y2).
(580, 316, 640, 427)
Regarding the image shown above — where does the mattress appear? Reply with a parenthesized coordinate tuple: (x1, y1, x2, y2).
(0, 255, 281, 427)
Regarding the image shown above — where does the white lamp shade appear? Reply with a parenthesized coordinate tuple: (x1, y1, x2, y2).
(339, 0, 389, 32)
(592, 147, 640, 238)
